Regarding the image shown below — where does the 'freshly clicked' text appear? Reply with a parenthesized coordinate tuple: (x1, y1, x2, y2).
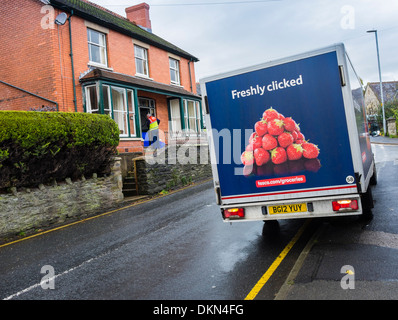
(231, 75, 303, 99)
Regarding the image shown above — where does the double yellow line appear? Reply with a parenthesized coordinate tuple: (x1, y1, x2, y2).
(0, 179, 212, 249)
(0, 199, 146, 249)
(245, 219, 311, 300)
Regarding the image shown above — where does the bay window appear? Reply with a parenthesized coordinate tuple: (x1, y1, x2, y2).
(169, 98, 202, 135)
(84, 83, 138, 138)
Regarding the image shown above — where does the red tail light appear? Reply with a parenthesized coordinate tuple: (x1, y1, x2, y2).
(332, 199, 359, 212)
(223, 208, 245, 219)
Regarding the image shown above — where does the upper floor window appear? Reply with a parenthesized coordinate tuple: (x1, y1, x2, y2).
(169, 58, 180, 85)
(134, 45, 149, 77)
(87, 28, 107, 67)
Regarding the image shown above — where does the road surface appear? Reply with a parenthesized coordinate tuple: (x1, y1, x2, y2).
(1, 142, 397, 302)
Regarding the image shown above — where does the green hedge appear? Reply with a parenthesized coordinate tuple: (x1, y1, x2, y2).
(0, 111, 120, 190)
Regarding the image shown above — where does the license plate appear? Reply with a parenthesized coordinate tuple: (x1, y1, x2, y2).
(268, 203, 307, 215)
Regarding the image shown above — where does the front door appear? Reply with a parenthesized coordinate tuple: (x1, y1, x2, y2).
(138, 97, 156, 134)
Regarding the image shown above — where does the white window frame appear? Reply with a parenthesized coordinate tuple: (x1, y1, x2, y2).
(85, 84, 99, 114)
(87, 28, 108, 67)
(169, 99, 182, 135)
(169, 58, 180, 85)
(188, 100, 197, 133)
(184, 100, 189, 132)
(195, 101, 202, 131)
(184, 99, 202, 135)
(134, 45, 149, 77)
(111, 87, 129, 138)
(102, 85, 112, 118)
(127, 90, 137, 138)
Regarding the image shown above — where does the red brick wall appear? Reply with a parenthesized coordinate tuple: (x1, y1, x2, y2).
(58, 16, 95, 113)
(108, 31, 136, 76)
(117, 140, 144, 153)
(0, 0, 198, 152)
(0, 0, 197, 111)
(146, 46, 197, 94)
(0, 0, 58, 111)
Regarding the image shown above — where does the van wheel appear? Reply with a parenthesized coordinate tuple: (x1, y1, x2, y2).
(361, 187, 374, 220)
(370, 163, 378, 186)
(262, 220, 280, 237)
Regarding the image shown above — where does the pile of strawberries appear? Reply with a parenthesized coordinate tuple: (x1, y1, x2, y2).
(241, 107, 320, 175)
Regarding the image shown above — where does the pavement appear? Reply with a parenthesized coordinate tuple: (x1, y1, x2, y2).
(275, 139, 398, 300)
(370, 135, 398, 145)
(276, 219, 398, 300)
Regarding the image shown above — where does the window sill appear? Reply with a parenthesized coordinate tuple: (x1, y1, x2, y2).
(169, 131, 205, 137)
(120, 137, 144, 141)
(135, 73, 153, 81)
(88, 62, 114, 71)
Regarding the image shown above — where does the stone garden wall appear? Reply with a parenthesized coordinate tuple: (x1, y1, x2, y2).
(387, 117, 397, 136)
(135, 144, 212, 195)
(0, 157, 123, 239)
(0, 143, 213, 240)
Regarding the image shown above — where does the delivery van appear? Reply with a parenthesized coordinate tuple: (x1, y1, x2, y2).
(200, 43, 376, 222)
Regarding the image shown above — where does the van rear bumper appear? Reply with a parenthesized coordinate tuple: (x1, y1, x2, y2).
(221, 194, 362, 222)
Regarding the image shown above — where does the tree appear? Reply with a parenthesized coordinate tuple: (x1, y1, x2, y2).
(377, 100, 398, 135)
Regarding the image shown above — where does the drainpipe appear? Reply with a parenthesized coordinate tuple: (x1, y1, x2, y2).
(68, 10, 78, 112)
(188, 59, 193, 92)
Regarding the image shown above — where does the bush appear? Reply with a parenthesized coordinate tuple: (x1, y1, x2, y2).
(377, 101, 398, 130)
(0, 111, 120, 190)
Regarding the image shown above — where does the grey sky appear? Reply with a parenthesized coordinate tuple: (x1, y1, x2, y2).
(90, 0, 398, 85)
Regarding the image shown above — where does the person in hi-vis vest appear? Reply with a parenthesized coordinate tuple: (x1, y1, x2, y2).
(146, 113, 160, 153)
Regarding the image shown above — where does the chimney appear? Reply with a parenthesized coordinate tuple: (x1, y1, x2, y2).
(125, 3, 152, 32)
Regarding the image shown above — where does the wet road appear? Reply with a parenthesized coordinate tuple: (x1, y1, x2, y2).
(1, 142, 397, 301)
(0, 179, 308, 300)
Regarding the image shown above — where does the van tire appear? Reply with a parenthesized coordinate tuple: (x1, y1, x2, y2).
(262, 220, 280, 237)
(370, 163, 378, 186)
(361, 187, 374, 219)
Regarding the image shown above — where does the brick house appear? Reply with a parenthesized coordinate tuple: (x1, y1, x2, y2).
(0, 0, 203, 154)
